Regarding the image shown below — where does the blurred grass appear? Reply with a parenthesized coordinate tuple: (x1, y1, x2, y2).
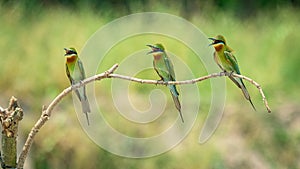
(0, 2, 300, 169)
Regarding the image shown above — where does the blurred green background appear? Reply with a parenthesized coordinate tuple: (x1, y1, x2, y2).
(1, 0, 300, 168)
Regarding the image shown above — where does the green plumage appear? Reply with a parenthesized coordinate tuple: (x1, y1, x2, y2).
(147, 44, 184, 122)
(209, 35, 256, 111)
(64, 47, 91, 125)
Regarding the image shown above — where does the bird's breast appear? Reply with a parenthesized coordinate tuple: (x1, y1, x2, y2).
(213, 43, 224, 52)
(66, 55, 77, 63)
(153, 54, 162, 60)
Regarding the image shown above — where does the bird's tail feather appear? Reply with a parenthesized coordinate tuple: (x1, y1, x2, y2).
(239, 80, 250, 100)
(168, 85, 184, 123)
(239, 79, 256, 111)
(229, 76, 242, 89)
(81, 98, 91, 125)
(229, 76, 250, 100)
(168, 84, 179, 96)
(248, 98, 256, 111)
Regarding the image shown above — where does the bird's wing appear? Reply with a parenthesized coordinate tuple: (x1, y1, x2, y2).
(163, 53, 176, 81)
(224, 51, 241, 74)
(77, 58, 86, 80)
(223, 51, 243, 88)
(66, 63, 82, 100)
(77, 58, 88, 100)
(224, 51, 252, 101)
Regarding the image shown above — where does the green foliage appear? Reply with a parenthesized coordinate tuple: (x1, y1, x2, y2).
(0, 2, 299, 169)
(1, 0, 299, 19)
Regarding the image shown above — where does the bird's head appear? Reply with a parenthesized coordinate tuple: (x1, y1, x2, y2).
(146, 43, 165, 54)
(209, 35, 227, 46)
(64, 47, 78, 56)
(209, 35, 228, 51)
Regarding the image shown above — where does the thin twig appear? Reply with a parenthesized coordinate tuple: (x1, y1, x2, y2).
(17, 63, 271, 168)
(109, 72, 271, 113)
(108, 72, 224, 85)
(230, 73, 272, 113)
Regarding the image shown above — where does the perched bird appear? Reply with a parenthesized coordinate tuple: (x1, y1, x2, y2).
(64, 47, 91, 125)
(209, 35, 256, 111)
(147, 44, 184, 122)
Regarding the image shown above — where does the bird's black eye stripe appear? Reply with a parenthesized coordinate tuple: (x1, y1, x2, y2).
(154, 47, 164, 52)
(214, 40, 225, 44)
(67, 50, 77, 55)
(151, 47, 159, 52)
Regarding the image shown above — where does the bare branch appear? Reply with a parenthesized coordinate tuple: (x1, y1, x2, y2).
(17, 64, 119, 169)
(108, 72, 225, 85)
(108, 72, 271, 112)
(17, 63, 271, 168)
(230, 73, 272, 113)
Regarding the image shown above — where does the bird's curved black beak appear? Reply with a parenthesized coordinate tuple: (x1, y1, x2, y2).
(146, 44, 155, 54)
(208, 37, 216, 46)
(146, 44, 154, 48)
(64, 48, 68, 56)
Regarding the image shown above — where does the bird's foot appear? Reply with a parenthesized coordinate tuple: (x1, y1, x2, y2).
(156, 79, 166, 86)
(229, 71, 234, 76)
(71, 81, 84, 89)
(223, 70, 233, 77)
(222, 70, 228, 76)
(71, 85, 76, 90)
(79, 80, 85, 86)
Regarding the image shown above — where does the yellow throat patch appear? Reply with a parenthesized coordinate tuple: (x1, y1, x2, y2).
(213, 43, 224, 52)
(66, 55, 77, 63)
